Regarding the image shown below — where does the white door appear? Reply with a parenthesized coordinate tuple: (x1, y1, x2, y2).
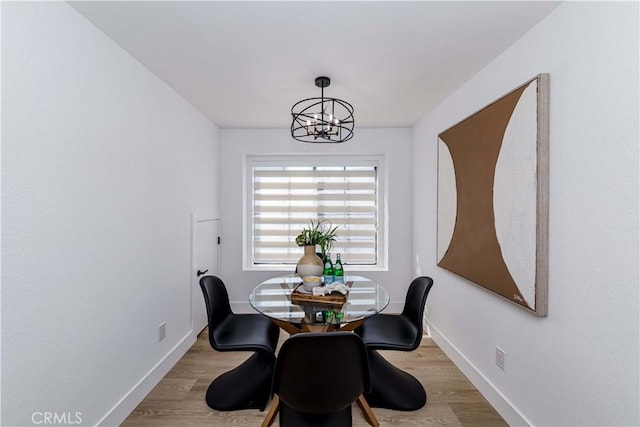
(192, 216, 220, 334)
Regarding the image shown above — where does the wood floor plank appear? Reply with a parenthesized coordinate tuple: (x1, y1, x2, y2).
(122, 329, 507, 426)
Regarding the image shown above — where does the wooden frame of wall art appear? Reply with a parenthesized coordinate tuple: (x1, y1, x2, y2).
(437, 74, 549, 316)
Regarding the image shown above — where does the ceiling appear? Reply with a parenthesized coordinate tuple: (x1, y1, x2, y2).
(70, 1, 560, 129)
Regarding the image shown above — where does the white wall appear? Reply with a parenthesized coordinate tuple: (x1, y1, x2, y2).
(219, 128, 414, 313)
(2, 3, 219, 426)
(412, 2, 639, 426)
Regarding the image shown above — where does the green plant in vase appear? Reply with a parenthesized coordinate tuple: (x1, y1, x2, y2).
(295, 219, 338, 261)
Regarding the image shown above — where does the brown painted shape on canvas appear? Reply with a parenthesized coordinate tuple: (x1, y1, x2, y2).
(438, 85, 530, 309)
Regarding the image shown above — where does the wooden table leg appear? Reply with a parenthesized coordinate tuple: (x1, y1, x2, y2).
(356, 394, 379, 427)
(270, 318, 304, 335)
(261, 395, 280, 427)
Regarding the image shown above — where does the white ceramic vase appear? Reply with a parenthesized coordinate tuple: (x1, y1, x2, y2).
(297, 245, 323, 278)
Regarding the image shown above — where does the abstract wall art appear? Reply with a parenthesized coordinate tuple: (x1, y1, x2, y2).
(437, 74, 549, 316)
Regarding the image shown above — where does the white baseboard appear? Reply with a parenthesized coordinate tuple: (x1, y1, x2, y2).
(96, 331, 197, 426)
(426, 320, 531, 427)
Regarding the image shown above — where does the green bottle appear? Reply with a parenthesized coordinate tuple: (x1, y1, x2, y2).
(323, 253, 334, 285)
(333, 253, 344, 284)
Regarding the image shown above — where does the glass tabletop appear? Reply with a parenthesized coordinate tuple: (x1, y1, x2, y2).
(249, 274, 390, 328)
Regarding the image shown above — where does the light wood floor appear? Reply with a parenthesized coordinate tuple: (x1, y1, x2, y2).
(122, 329, 507, 426)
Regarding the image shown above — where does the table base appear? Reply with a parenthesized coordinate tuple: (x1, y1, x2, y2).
(270, 318, 365, 335)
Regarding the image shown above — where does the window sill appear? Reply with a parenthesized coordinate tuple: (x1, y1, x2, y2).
(244, 264, 388, 272)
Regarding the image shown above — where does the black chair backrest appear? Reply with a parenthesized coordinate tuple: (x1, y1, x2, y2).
(199, 275, 233, 347)
(273, 332, 369, 415)
(401, 276, 434, 348)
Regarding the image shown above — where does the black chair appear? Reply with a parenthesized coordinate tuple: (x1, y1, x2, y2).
(265, 332, 370, 427)
(199, 275, 280, 411)
(354, 276, 434, 411)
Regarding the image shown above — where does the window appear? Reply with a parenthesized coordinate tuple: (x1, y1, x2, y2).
(245, 155, 386, 270)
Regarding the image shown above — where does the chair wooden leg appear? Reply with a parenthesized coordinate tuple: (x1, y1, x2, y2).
(261, 395, 281, 427)
(356, 394, 379, 427)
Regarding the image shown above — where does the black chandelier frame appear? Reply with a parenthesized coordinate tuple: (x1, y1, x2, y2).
(291, 76, 355, 143)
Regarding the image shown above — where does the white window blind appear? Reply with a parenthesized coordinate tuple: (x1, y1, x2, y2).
(251, 163, 378, 265)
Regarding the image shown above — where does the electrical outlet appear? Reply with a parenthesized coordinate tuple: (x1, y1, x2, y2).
(158, 322, 166, 342)
(495, 346, 506, 371)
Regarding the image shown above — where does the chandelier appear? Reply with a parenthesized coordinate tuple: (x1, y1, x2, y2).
(291, 76, 355, 143)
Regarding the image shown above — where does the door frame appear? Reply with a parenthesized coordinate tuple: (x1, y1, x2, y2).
(191, 211, 220, 338)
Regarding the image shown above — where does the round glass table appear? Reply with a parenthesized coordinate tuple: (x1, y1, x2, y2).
(249, 274, 390, 335)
